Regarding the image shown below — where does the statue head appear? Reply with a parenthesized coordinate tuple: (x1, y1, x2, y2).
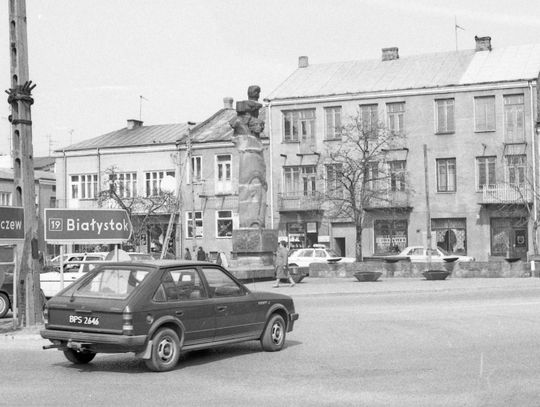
(248, 85, 261, 101)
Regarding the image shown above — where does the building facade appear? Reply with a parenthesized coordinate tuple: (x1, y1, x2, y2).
(265, 37, 540, 261)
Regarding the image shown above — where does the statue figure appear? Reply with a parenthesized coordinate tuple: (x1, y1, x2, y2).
(229, 86, 267, 228)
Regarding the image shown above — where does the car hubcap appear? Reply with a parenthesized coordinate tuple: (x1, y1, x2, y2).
(0, 298, 6, 314)
(157, 337, 175, 362)
(271, 321, 283, 345)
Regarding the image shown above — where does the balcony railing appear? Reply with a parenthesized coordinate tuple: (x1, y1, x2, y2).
(364, 190, 411, 210)
(277, 191, 323, 212)
(480, 184, 533, 205)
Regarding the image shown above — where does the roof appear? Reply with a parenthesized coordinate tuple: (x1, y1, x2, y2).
(57, 123, 188, 152)
(33, 156, 55, 171)
(266, 44, 540, 101)
(0, 168, 55, 181)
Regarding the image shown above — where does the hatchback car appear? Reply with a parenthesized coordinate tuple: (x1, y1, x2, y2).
(287, 248, 356, 268)
(397, 246, 475, 262)
(40, 260, 299, 372)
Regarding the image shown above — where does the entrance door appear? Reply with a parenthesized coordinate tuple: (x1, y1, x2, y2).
(334, 238, 346, 257)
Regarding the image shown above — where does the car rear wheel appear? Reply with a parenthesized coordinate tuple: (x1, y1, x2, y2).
(144, 328, 181, 372)
(63, 348, 96, 364)
(0, 293, 10, 318)
(261, 314, 286, 352)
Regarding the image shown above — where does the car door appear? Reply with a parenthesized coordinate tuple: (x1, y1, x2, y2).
(200, 266, 261, 342)
(152, 267, 215, 346)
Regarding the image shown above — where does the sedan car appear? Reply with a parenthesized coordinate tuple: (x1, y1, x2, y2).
(40, 260, 299, 372)
(287, 247, 356, 268)
(397, 246, 475, 262)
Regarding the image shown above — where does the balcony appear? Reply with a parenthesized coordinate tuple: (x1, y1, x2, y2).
(277, 191, 323, 212)
(364, 190, 412, 211)
(479, 184, 533, 205)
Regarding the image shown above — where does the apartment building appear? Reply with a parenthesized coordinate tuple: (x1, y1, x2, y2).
(265, 36, 540, 261)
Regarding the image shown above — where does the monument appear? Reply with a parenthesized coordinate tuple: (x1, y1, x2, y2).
(229, 86, 278, 272)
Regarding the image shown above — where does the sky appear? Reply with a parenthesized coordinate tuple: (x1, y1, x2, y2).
(1, 0, 540, 157)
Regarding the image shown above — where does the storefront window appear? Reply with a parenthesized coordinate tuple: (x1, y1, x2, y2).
(431, 218, 467, 255)
(490, 217, 528, 258)
(374, 220, 407, 255)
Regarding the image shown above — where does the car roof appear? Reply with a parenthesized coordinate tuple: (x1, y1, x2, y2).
(96, 259, 218, 268)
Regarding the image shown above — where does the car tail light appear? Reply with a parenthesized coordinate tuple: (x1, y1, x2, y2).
(43, 306, 48, 325)
(122, 306, 133, 336)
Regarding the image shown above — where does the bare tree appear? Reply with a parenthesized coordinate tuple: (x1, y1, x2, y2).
(97, 166, 179, 252)
(321, 112, 408, 261)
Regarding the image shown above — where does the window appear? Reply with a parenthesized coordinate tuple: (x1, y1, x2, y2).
(432, 218, 467, 255)
(387, 102, 405, 134)
(283, 109, 315, 143)
(505, 155, 526, 186)
(435, 99, 455, 133)
(359, 104, 378, 131)
(504, 94, 524, 142)
(324, 106, 341, 140)
(283, 165, 317, 196)
(302, 166, 317, 196)
(474, 96, 495, 132)
(216, 154, 232, 194)
(367, 162, 380, 190)
(144, 170, 174, 197)
(70, 174, 98, 199)
(476, 156, 496, 190)
(325, 164, 343, 197)
(201, 267, 244, 297)
(437, 158, 456, 192)
(283, 167, 301, 195)
(153, 269, 207, 302)
(0, 192, 11, 206)
(186, 211, 203, 238)
(115, 172, 137, 198)
(216, 210, 233, 238)
(189, 156, 202, 183)
(491, 217, 527, 257)
(374, 220, 408, 255)
(389, 160, 406, 191)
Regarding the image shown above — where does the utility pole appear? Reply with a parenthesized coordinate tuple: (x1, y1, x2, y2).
(7, 0, 43, 326)
(186, 122, 197, 252)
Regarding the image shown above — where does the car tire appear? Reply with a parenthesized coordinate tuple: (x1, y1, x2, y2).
(144, 328, 181, 372)
(0, 292, 9, 318)
(63, 348, 96, 364)
(261, 314, 286, 352)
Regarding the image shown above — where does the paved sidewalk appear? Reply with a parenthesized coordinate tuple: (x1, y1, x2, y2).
(3, 277, 540, 347)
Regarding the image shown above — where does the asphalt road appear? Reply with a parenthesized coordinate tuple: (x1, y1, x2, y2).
(2, 280, 540, 406)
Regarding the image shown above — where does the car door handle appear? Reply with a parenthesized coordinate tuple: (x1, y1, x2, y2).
(175, 311, 184, 317)
(216, 306, 227, 312)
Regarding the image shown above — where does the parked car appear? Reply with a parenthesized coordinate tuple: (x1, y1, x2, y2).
(397, 246, 475, 262)
(0, 270, 13, 318)
(40, 260, 299, 372)
(41, 252, 154, 298)
(287, 247, 356, 268)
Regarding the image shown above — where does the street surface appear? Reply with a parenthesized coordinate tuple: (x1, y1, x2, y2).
(2, 278, 540, 406)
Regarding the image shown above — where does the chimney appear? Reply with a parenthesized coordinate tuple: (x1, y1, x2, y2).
(382, 47, 399, 61)
(298, 56, 309, 68)
(223, 97, 233, 109)
(475, 36, 492, 52)
(126, 119, 143, 129)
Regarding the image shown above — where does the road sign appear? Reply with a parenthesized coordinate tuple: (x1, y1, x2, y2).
(44, 209, 132, 244)
(0, 206, 24, 241)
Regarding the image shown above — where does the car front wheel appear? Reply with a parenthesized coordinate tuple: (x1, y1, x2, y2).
(63, 348, 96, 364)
(261, 314, 286, 352)
(144, 328, 181, 372)
(0, 293, 10, 318)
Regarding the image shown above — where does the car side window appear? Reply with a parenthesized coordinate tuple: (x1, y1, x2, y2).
(314, 250, 326, 258)
(201, 267, 244, 297)
(302, 249, 314, 257)
(81, 255, 103, 273)
(411, 248, 423, 256)
(170, 268, 207, 300)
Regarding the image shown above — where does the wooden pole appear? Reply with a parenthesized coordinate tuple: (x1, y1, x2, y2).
(7, 0, 43, 325)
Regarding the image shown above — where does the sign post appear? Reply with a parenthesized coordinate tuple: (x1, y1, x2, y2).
(44, 209, 133, 290)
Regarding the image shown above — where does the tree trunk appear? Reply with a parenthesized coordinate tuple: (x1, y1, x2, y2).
(355, 223, 363, 262)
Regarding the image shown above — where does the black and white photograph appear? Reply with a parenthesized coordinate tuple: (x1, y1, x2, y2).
(2, 1, 540, 405)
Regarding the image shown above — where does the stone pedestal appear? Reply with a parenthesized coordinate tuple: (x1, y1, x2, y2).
(229, 229, 278, 278)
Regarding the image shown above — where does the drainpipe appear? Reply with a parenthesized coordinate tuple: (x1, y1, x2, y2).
(63, 149, 67, 209)
(529, 81, 538, 269)
(266, 100, 275, 229)
(97, 148, 101, 205)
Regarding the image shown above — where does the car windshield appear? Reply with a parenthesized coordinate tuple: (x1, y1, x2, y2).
(66, 266, 151, 299)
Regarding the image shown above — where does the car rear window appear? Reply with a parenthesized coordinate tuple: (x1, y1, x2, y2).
(69, 267, 150, 299)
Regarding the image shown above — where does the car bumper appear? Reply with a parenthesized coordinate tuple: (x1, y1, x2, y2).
(40, 328, 147, 351)
(288, 312, 299, 332)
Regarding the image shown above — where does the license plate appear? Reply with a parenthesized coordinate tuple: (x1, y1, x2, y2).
(68, 315, 100, 326)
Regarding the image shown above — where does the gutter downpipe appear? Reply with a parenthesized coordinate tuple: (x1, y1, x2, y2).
(97, 148, 101, 205)
(266, 99, 274, 229)
(63, 149, 67, 209)
(529, 81, 538, 272)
